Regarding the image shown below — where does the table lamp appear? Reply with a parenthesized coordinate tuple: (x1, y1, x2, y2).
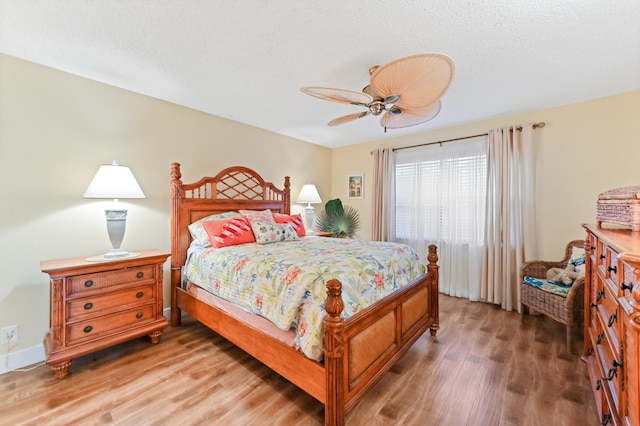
(83, 161, 145, 260)
(296, 184, 322, 234)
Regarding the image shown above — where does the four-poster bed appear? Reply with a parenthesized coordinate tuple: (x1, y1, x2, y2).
(169, 163, 439, 425)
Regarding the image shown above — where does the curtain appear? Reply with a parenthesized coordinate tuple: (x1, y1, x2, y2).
(481, 125, 537, 312)
(394, 137, 487, 299)
(371, 148, 395, 241)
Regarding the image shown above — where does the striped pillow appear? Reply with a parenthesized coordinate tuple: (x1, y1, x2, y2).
(203, 217, 255, 248)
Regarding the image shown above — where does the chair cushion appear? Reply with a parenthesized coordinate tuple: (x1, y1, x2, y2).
(523, 276, 572, 297)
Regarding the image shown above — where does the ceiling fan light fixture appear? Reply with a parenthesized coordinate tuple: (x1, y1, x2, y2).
(384, 94, 401, 104)
(380, 100, 442, 129)
(301, 53, 454, 130)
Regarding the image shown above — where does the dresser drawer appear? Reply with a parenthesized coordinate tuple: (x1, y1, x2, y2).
(599, 283, 621, 353)
(67, 284, 154, 321)
(68, 265, 155, 295)
(584, 346, 606, 419)
(67, 304, 156, 345)
(595, 325, 622, 415)
(604, 247, 619, 295)
(620, 261, 637, 305)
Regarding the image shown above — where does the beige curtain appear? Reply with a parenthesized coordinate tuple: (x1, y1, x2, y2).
(371, 148, 395, 241)
(481, 124, 537, 311)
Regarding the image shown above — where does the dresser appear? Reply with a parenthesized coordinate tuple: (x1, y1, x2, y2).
(583, 224, 640, 425)
(41, 249, 170, 378)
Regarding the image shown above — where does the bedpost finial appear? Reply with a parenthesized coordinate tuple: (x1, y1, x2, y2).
(325, 279, 344, 319)
(427, 244, 438, 266)
(171, 162, 182, 181)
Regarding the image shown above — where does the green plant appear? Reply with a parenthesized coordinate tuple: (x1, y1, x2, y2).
(316, 198, 360, 238)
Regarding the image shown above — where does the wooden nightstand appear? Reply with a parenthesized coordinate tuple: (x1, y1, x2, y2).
(41, 249, 170, 379)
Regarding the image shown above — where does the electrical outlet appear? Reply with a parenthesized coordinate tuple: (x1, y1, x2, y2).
(1, 325, 19, 344)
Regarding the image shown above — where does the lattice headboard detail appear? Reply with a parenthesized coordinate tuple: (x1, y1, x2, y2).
(170, 163, 291, 269)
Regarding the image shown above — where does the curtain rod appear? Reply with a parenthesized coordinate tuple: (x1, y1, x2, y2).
(391, 122, 545, 152)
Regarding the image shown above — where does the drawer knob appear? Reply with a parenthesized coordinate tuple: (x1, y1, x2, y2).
(607, 265, 617, 274)
(596, 332, 605, 345)
(595, 379, 601, 391)
(137, 272, 144, 279)
(621, 282, 633, 292)
(84, 280, 94, 288)
(136, 312, 143, 319)
(601, 413, 612, 425)
(84, 302, 93, 310)
(599, 254, 606, 260)
(83, 325, 93, 333)
(596, 290, 605, 302)
(136, 291, 144, 298)
(590, 246, 596, 250)
(607, 312, 617, 327)
(590, 303, 598, 309)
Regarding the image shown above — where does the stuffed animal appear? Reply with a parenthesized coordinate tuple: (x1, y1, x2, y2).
(547, 263, 581, 285)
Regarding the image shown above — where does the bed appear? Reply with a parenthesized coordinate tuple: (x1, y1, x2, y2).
(170, 163, 439, 425)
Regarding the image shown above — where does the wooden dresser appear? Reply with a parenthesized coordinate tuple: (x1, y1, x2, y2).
(583, 224, 640, 425)
(41, 249, 170, 378)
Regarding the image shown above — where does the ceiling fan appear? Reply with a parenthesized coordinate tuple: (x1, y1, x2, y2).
(301, 53, 455, 131)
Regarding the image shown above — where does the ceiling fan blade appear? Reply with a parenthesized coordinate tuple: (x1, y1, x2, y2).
(370, 53, 455, 111)
(301, 87, 373, 105)
(328, 111, 369, 126)
(380, 101, 442, 129)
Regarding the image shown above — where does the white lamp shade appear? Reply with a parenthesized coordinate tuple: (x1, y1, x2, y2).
(296, 184, 322, 204)
(83, 161, 145, 199)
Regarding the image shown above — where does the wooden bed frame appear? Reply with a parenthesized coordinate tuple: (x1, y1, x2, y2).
(170, 163, 439, 425)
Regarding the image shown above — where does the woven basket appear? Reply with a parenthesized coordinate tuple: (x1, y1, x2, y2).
(597, 186, 640, 231)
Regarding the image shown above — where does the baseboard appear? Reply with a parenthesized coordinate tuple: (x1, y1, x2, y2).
(0, 308, 172, 375)
(0, 344, 45, 375)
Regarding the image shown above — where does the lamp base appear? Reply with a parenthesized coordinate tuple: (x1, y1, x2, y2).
(86, 252, 141, 262)
(304, 205, 316, 234)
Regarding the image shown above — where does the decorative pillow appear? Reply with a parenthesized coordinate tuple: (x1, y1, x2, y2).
(239, 209, 276, 226)
(250, 221, 299, 244)
(273, 213, 306, 237)
(188, 211, 241, 246)
(569, 247, 586, 275)
(203, 217, 255, 248)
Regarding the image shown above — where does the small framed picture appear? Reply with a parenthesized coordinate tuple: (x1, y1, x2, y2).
(348, 174, 364, 199)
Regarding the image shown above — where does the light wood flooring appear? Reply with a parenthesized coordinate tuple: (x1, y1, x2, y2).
(1, 294, 597, 426)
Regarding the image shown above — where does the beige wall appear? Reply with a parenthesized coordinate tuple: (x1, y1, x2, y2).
(331, 90, 640, 261)
(3, 50, 639, 362)
(0, 54, 331, 351)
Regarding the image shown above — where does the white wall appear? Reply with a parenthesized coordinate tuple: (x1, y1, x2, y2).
(0, 54, 332, 359)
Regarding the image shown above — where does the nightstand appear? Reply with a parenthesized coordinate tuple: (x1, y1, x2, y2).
(41, 249, 170, 379)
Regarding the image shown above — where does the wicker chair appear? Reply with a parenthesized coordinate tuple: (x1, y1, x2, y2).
(520, 240, 585, 353)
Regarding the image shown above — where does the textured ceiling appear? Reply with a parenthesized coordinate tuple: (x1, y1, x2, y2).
(1, 1, 639, 148)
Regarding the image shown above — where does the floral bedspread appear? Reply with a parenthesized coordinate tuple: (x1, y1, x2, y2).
(184, 236, 426, 361)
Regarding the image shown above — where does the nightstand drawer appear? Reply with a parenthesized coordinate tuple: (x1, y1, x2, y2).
(67, 284, 154, 320)
(67, 304, 155, 345)
(68, 265, 155, 295)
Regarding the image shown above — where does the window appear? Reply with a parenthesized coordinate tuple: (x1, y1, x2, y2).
(395, 137, 487, 245)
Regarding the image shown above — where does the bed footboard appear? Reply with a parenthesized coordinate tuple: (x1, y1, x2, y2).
(323, 244, 439, 425)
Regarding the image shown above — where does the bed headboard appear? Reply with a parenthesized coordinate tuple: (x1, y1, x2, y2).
(170, 162, 291, 272)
